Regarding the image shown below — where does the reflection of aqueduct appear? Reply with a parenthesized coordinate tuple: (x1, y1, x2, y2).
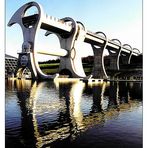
(8, 2, 141, 79)
(5, 79, 142, 147)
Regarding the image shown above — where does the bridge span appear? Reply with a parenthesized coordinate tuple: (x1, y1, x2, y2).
(8, 1, 141, 80)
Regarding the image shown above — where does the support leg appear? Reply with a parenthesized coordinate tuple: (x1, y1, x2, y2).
(91, 32, 108, 79)
(107, 39, 122, 71)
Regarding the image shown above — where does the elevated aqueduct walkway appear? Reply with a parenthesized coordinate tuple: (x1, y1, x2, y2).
(8, 1, 142, 80)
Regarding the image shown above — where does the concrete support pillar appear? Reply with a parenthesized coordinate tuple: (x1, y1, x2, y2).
(58, 19, 86, 78)
(110, 54, 119, 70)
(91, 32, 108, 79)
(8, 2, 42, 79)
(15, 53, 37, 79)
(120, 44, 133, 65)
(107, 39, 122, 71)
(8, 2, 58, 79)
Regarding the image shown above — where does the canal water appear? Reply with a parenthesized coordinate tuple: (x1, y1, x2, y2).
(5, 79, 142, 148)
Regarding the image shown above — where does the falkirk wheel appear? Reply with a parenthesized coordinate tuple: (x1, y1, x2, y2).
(8, 1, 141, 80)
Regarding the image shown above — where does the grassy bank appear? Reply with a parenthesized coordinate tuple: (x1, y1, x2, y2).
(39, 62, 93, 75)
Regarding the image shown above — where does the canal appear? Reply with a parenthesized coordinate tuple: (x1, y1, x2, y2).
(5, 79, 142, 148)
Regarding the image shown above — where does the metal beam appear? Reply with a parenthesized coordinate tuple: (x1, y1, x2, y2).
(36, 48, 68, 57)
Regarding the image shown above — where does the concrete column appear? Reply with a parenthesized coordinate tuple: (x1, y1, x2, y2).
(120, 44, 133, 65)
(91, 43, 108, 79)
(16, 53, 37, 79)
(107, 39, 122, 71)
(8, 2, 59, 79)
(58, 19, 86, 78)
(91, 31, 108, 79)
(8, 2, 42, 79)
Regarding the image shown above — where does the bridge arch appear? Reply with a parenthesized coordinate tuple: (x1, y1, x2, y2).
(107, 38, 122, 71)
(34, 31, 61, 77)
(119, 44, 133, 67)
(133, 48, 140, 54)
(55, 17, 86, 78)
(8, 2, 45, 79)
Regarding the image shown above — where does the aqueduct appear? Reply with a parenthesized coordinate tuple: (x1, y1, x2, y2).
(8, 1, 141, 80)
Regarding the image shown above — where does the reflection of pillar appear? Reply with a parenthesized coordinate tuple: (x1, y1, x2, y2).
(32, 81, 72, 147)
(6, 78, 15, 90)
(128, 82, 142, 100)
(58, 83, 72, 122)
(16, 80, 37, 147)
(69, 81, 85, 130)
(91, 85, 102, 113)
(54, 81, 85, 140)
(108, 82, 119, 108)
(119, 81, 129, 103)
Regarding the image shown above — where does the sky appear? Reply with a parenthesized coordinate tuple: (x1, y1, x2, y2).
(6, 0, 142, 59)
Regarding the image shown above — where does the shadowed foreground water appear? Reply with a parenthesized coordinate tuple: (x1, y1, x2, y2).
(5, 79, 142, 148)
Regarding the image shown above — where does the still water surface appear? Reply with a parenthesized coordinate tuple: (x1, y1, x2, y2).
(5, 79, 142, 148)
